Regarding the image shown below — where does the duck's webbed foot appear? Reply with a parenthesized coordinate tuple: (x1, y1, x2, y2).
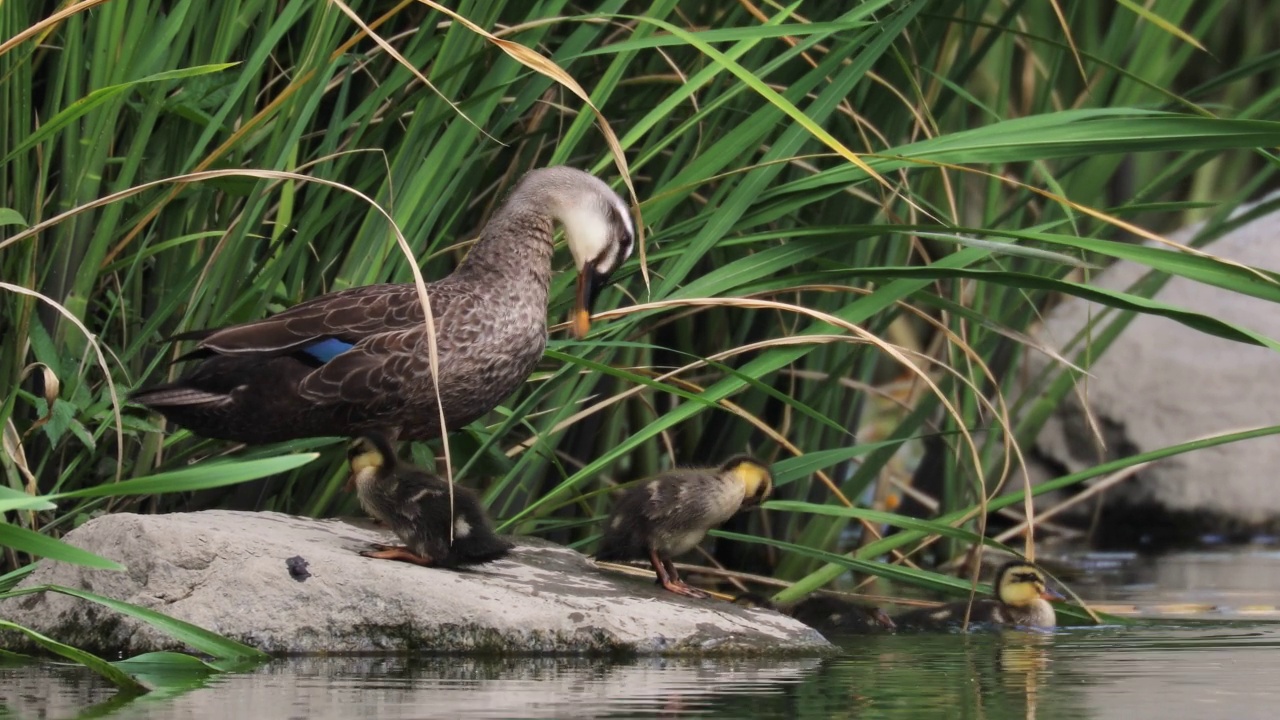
(661, 578, 711, 599)
(650, 549, 710, 599)
(360, 544, 435, 566)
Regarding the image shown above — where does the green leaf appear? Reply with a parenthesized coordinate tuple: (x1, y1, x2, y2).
(114, 651, 221, 671)
(1, 64, 239, 165)
(6, 585, 269, 661)
(0, 524, 125, 570)
(0, 454, 317, 514)
(847, 266, 1280, 351)
(0, 620, 149, 694)
(0, 647, 31, 662)
(772, 442, 915, 485)
(577, 21, 873, 55)
(0, 208, 28, 228)
(764, 499, 1006, 550)
(48, 453, 320, 501)
(711, 530, 981, 594)
(0, 563, 38, 593)
(0, 486, 57, 512)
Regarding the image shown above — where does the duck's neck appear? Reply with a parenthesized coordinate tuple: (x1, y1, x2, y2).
(452, 204, 556, 306)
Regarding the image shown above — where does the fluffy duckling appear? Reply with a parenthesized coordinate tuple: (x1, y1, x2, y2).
(895, 561, 1065, 630)
(790, 595, 897, 634)
(347, 434, 511, 568)
(733, 593, 896, 634)
(596, 455, 774, 599)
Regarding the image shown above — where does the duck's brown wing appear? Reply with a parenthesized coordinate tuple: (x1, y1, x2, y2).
(181, 283, 460, 358)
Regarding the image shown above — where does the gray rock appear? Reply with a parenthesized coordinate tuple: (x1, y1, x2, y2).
(0, 510, 831, 656)
(1028, 198, 1280, 535)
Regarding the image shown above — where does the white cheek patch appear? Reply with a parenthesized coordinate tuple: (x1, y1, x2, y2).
(561, 201, 613, 270)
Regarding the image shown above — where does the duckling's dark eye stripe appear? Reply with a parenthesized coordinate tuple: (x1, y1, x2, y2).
(1011, 572, 1041, 583)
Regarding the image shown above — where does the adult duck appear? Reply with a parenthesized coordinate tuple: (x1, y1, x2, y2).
(132, 166, 635, 443)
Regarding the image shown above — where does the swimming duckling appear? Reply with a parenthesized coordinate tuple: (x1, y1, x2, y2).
(595, 456, 774, 599)
(347, 434, 511, 568)
(894, 561, 1065, 630)
(790, 595, 897, 634)
(733, 593, 896, 634)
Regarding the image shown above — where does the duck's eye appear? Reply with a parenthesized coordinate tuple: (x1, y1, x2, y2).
(605, 201, 635, 259)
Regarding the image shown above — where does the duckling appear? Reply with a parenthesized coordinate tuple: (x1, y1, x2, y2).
(732, 593, 896, 634)
(894, 561, 1065, 630)
(790, 595, 897, 634)
(347, 434, 511, 568)
(595, 456, 773, 599)
(132, 166, 635, 445)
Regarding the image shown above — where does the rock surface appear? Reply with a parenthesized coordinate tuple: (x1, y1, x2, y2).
(0, 510, 831, 656)
(1028, 198, 1280, 538)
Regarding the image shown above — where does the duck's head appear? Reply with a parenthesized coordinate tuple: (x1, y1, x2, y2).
(995, 561, 1065, 607)
(720, 455, 774, 508)
(522, 166, 635, 338)
(346, 434, 395, 479)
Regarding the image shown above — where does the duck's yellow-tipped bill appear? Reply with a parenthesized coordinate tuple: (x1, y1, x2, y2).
(573, 307, 592, 339)
(573, 265, 606, 339)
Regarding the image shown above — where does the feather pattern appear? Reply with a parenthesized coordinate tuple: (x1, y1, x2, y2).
(131, 167, 634, 443)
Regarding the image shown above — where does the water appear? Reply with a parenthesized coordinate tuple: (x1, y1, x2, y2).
(4, 550, 1280, 719)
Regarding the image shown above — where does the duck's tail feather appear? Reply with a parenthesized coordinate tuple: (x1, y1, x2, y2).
(452, 534, 514, 567)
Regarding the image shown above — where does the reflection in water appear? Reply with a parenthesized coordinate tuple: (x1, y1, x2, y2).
(824, 632, 1065, 720)
(4, 626, 1280, 719)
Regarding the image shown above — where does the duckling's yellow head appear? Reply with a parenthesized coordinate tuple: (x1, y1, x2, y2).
(995, 561, 1065, 607)
(346, 435, 391, 475)
(720, 455, 774, 507)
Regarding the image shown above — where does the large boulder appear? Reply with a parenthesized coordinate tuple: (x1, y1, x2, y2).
(1028, 200, 1280, 541)
(0, 510, 831, 656)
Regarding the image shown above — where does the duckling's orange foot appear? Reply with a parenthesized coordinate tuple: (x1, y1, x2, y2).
(661, 579, 710, 599)
(360, 545, 435, 567)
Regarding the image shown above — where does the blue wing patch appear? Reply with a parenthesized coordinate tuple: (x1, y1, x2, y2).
(301, 337, 355, 364)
